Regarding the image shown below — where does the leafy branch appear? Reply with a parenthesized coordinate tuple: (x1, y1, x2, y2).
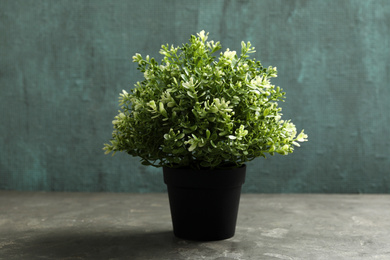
(104, 31, 307, 169)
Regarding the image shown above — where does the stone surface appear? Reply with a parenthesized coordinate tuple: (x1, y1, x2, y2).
(1, 191, 390, 259)
(1, 1, 390, 193)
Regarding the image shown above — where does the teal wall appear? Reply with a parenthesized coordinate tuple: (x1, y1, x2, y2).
(1, 0, 390, 193)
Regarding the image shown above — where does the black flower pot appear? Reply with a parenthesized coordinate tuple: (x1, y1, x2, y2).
(163, 165, 246, 241)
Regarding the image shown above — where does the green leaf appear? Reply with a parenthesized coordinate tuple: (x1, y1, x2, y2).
(187, 91, 196, 98)
(188, 142, 197, 152)
(206, 129, 211, 139)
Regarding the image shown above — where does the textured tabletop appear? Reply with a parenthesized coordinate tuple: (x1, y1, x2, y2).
(1, 191, 389, 260)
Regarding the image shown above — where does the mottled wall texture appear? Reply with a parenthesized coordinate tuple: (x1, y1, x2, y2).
(1, 0, 390, 193)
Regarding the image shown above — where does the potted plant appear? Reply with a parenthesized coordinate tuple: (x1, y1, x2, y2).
(104, 31, 307, 241)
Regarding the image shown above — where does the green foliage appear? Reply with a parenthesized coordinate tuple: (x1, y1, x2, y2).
(104, 31, 308, 169)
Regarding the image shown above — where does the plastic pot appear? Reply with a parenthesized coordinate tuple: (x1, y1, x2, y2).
(163, 165, 246, 241)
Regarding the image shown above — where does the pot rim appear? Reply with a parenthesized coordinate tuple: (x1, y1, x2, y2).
(163, 164, 246, 188)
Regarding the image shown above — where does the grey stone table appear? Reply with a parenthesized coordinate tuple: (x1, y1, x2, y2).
(1, 191, 390, 260)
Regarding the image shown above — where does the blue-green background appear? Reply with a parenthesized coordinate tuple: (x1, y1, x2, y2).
(1, 0, 389, 193)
